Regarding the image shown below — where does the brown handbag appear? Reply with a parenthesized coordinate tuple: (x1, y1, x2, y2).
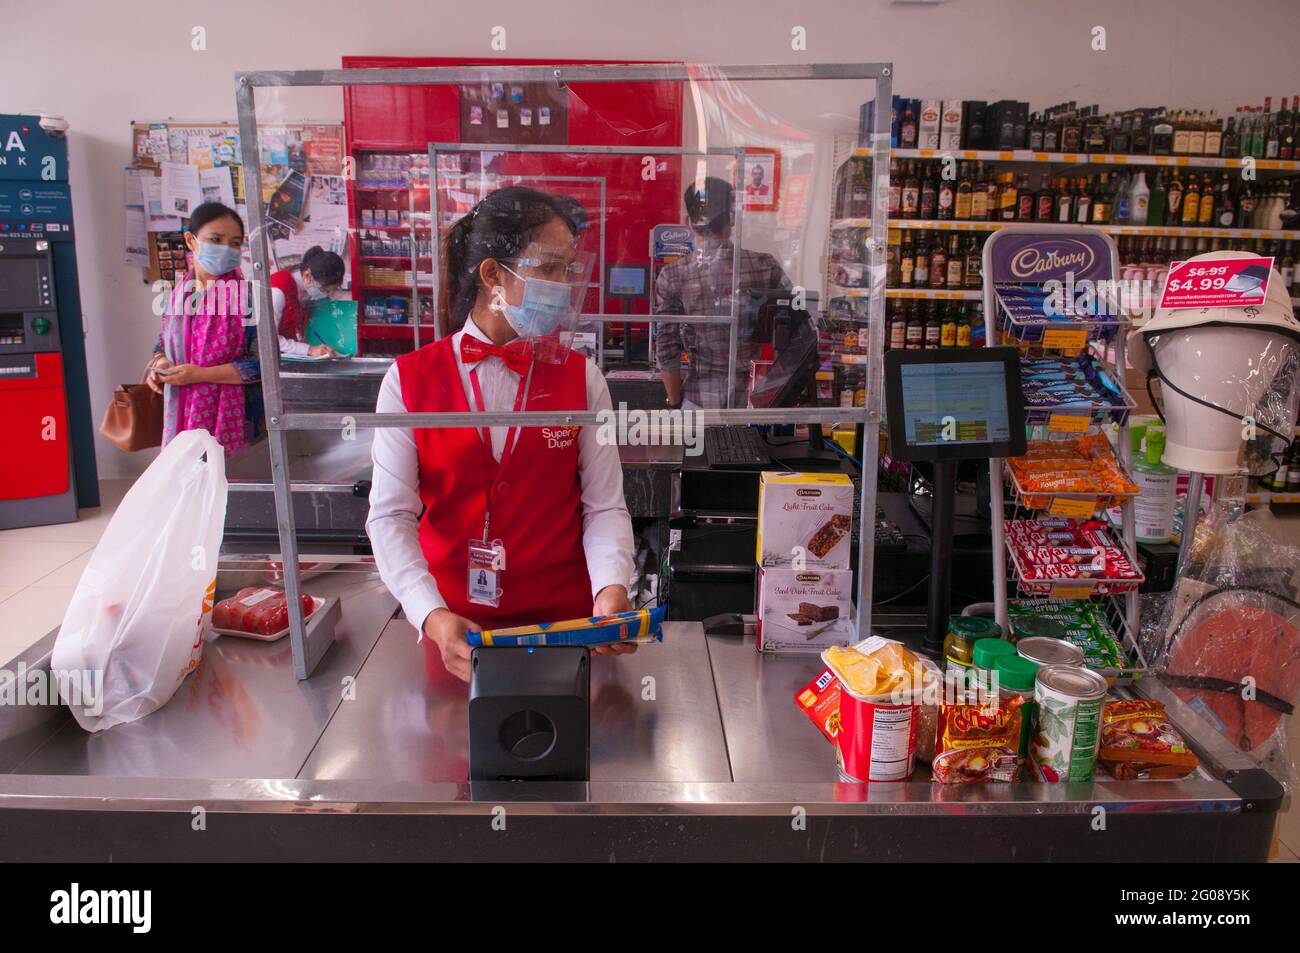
(99, 367, 163, 451)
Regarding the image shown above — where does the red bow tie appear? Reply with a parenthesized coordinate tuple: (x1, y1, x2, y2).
(459, 334, 533, 374)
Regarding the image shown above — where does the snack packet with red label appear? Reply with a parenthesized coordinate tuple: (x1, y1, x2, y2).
(1099, 699, 1199, 780)
(931, 698, 1024, 783)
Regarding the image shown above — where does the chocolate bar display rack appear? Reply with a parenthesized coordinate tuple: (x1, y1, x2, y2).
(991, 280, 1130, 345)
(983, 225, 1148, 678)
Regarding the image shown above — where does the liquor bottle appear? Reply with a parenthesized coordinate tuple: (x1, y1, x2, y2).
(1222, 112, 1240, 158)
(955, 162, 973, 220)
(902, 161, 920, 218)
(1109, 112, 1131, 154)
(1146, 171, 1167, 226)
(905, 300, 924, 349)
(1188, 111, 1207, 156)
(899, 230, 915, 286)
(984, 165, 1000, 220)
(937, 169, 956, 220)
(955, 306, 972, 347)
(946, 233, 964, 288)
(1151, 110, 1174, 155)
(887, 157, 901, 219)
(1179, 175, 1200, 225)
(886, 228, 901, 285)
(1131, 111, 1151, 155)
(1062, 103, 1083, 153)
(1114, 172, 1133, 224)
(940, 302, 957, 347)
(1172, 110, 1191, 155)
(1166, 172, 1184, 225)
(1279, 241, 1296, 291)
(969, 163, 988, 220)
(1214, 174, 1237, 228)
(1129, 171, 1151, 225)
(1086, 108, 1108, 153)
(1053, 177, 1072, 222)
(1034, 173, 1055, 221)
(998, 173, 1018, 220)
(1197, 174, 1215, 226)
(900, 102, 918, 149)
(1043, 107, 1061, 152)
(913, 231, 930, 287)
(1016, 172, 1034, 220)
(963, 233, 982, 289)
(888, 303, 907, 351)
(1266, 96, 1280, 158)
(1091, 173, 1112, 223)
(922, 301, 941, 349)
(1074, 178, 1093, 224)
(1028, 112, 1045, 151)
(1238, 180, 1257, 228)
(920, 164, 939, 219)
(1279, 97, 1295, 160)
(1205, 110, 1223, 156)
(929, 231, 947, 288)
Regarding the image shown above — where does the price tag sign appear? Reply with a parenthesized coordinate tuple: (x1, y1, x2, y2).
(1041, 327, 1089, 351)
(1050, 582, 1094, 601)
(1160, 256, 1274, 309)
(1049, 496, 1097, 518)
(1047, 412, 1091, 433)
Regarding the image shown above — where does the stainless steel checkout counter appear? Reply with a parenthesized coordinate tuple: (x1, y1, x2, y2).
(0, 568, 1283, 862)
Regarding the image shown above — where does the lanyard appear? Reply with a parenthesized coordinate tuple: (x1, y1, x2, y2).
(467, 359, 533, 541)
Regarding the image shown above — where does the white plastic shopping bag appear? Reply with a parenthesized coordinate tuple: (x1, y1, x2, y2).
(53, 429, 228, 731)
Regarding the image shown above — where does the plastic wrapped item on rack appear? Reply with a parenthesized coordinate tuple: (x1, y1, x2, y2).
(1009, 598, 1137, 684)
(1006, 517, 1144, 595)
(1020, 353, 1134, 425)
(466, 605, 667, 648)
(1143, 506, 1300, 791)
(1007, 432, 1140, 509)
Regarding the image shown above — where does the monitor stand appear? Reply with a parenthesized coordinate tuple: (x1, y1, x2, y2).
(923, 459, 957, 659)
(767, 423, 845, 470)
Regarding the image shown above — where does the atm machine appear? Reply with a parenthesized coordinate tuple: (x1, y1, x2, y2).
(0, 114, 98, 528)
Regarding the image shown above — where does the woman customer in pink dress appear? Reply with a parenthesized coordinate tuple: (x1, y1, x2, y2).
(145, 202, 263, 456)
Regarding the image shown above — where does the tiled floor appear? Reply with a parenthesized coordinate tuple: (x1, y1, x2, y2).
(0, 478, 1297, 858)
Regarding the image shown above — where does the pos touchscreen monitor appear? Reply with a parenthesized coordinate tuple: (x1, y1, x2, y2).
(884, 347, 1027, 461)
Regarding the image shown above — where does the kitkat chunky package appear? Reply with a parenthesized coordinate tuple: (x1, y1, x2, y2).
(466, 605, 666, 648)
(756, 471, 855, 569)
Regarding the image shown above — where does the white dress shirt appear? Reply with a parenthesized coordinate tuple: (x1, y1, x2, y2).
(366, 318, 635, 637)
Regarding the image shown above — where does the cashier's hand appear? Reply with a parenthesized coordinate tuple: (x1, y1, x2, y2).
(423, 607, 476, 682)
(591, 585, 637, 657)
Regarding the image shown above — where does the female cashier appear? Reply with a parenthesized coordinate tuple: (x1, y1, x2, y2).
(366, 187, 636, 682)
(269, 245, 346, 358)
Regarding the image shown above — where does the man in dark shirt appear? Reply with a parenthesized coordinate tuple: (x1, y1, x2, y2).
(653, 177, 791, 408)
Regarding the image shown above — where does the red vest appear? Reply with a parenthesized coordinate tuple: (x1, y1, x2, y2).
(397, 334, 593, 629)
(270, 269, 304, 339)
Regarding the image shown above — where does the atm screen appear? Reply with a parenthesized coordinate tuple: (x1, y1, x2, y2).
(0, 259, 43, 310)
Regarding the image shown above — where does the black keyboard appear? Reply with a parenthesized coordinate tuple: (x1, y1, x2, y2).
(875, 505, 908, 553)
(704, 426, 772, 469)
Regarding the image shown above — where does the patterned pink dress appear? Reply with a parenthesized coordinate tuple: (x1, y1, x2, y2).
(159, 270, 253, 456)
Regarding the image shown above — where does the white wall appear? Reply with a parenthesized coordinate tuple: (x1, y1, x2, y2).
(3, 0, 1298, 477)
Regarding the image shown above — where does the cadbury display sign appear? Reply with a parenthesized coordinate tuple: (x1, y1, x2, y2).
(988, 233, 1112, 284)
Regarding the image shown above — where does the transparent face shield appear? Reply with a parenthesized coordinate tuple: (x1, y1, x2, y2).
(489, 241, 595, 363)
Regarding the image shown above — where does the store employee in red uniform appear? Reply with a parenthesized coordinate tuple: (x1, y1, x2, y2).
(269, 245, 346, 358)
(366, 187, 636, 682)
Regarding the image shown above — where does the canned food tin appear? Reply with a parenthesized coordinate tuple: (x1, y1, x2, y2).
(1017, 635, 1085, 668)
(1008, 615, 1067, 644)
(1031, 664, 1108, 782)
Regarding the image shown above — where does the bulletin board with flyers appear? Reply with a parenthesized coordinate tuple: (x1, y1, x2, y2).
(124, 121, 348, 284)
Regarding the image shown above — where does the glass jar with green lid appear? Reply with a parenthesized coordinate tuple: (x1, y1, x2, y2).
(994, 654, 1040, 762)
(1008, 615, 1066, 644)
(944, 616, 1001, 669)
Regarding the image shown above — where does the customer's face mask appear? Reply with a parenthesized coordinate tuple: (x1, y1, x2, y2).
(303, 274, 328, 301)
(493, 263, 574, 339)
(192, 240, 242, 276)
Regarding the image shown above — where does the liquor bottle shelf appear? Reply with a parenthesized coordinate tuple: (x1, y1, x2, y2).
(885, 287, 982, 300)
(891, 147, 1300, 173)
(1246, 490, 1300, 505)
(888, 219, 1300, 240)
(831, 217, 873, 228)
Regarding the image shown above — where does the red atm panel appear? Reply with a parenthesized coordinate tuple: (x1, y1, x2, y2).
(0, 352, 70, 500)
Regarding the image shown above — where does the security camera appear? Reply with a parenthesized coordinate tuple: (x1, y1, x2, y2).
(38, 115, 69, 138)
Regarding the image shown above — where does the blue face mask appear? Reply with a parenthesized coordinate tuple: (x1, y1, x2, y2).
(303, 281, 327, 301)
(497, 265, 574, 338)
(194, 240, 241, 276)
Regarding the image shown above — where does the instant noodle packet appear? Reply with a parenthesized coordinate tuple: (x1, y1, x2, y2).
(1098, 699, 1199, 780)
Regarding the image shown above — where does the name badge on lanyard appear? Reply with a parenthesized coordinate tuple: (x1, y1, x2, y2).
(464, 360, 531, 609)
